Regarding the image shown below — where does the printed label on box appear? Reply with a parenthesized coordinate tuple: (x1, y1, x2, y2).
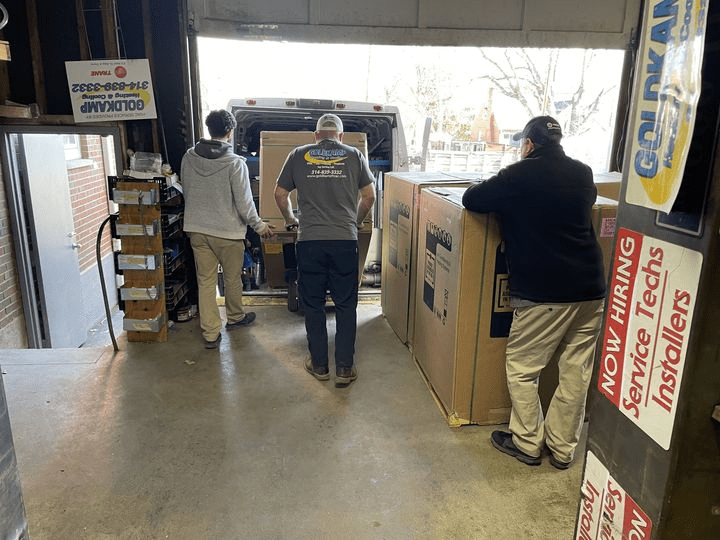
(490, 244, 513, 338)
(388, 199, 411, 275)
(597, 228, 702, 449)
(601, 217, 617, 238)
(576, 452, 653, 540)
(423, 219, 452, 325)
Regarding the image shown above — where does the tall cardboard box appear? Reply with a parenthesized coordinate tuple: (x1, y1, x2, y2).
(593, 171, 622, 200)
(381, 172, 474, 346)
(259, 131, 372, 288)
(412, 187, 513, 426)
(411, 188, 619, 426)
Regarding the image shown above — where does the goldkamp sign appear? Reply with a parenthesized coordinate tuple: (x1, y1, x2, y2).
(625, 0, 708, 212)
(65, 59, 157, 122)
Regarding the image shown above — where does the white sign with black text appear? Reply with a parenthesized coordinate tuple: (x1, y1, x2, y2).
(65, 59, 157, 122)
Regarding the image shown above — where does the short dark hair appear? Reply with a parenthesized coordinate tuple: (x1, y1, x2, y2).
(205, 110, 237, 138)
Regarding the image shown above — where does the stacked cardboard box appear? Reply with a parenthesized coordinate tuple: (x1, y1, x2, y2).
(381, 172, 477, 346)
(593, 196, 618, 279)
(593, 171, 622, 200)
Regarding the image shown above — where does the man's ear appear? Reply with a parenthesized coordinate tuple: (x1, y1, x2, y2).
(338, 133, 343, 142)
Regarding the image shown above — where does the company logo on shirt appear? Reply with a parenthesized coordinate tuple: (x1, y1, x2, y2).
(304, 148, 349, 165)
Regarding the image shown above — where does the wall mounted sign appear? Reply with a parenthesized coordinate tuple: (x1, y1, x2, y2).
(625, 0, 708, 212)
(65, 59, 157, 123)
(576, 452, 653, 539)
(597, 228, 702, 449)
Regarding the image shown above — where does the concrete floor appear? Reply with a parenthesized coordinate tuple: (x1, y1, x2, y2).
(1, 299, 587, 539)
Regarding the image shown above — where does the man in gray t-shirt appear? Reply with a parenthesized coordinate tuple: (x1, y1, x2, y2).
(274, 114, 375, 387)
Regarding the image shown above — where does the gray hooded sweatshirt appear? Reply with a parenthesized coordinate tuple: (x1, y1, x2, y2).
(180, 139, 264, 240)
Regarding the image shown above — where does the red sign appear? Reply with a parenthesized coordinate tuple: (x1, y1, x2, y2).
(597, 228, 702, 449)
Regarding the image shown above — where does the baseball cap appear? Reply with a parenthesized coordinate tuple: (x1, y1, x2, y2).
(315, 113, 343, 133)
(512, 116, 562, 145)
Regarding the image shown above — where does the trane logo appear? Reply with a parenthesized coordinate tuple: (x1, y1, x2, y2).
(91, 70, 112, 76)
(426, 221, 452, 248)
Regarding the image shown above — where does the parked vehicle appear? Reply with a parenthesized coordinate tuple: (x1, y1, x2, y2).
(225, 98, 409, 303)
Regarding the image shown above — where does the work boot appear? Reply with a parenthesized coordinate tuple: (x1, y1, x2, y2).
(225, 312, 256, 330)
(335, 365, 358, 387)
(491, 431, 541, 466)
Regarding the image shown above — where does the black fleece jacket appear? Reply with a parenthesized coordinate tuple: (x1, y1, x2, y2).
(461, 144, 606, 303)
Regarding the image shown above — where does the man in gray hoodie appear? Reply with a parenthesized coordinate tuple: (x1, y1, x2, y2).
(181, 110, 272, 349)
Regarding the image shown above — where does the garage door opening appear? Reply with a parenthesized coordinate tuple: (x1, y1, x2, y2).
(195, 38, 626, 299)
(197, 38, 626, 174)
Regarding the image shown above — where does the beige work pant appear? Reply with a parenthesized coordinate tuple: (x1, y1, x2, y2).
(506, 299, 604, 462)
(189, 232, 247, 342)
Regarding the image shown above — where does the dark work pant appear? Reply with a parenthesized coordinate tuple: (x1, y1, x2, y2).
(296, 240, 359, 370)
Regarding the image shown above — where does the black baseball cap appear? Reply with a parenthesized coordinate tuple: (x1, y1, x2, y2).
(512, 116, 562, 145)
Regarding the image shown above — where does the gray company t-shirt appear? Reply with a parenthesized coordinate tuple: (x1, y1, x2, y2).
(276, 138, 374, 241)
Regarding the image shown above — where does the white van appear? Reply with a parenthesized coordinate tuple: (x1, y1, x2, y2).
(227, 97, 409, 184)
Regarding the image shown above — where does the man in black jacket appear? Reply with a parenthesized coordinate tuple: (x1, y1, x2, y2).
(462, 116, 605, 469)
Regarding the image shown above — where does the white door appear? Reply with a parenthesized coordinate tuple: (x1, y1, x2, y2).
(20, 134, 86, 348)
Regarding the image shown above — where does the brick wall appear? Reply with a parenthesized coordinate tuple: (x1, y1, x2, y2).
(0, 162, 27, 348)
(67, 135, 113, 273)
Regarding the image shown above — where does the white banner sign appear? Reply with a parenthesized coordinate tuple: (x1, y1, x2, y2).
(597, 228, 702, 449)
(65, 59, 157, 122)
(576, 452, 653, 540)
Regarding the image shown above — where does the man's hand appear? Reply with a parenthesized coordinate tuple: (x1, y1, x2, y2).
(285, 217, 299, 231)
(256, 221, 275, 239)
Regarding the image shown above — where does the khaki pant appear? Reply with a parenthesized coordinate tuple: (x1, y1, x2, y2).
(189, 232, 247, 342)
(506, 299, 604, 462)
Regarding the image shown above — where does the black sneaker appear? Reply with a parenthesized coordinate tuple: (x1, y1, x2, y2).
(304, 355, 330, 381)
(335, 366, 357, 387)
(491, 431, 541, 466)
(545, 444, 572, 470)
(204, 334, 222, 349)
(226, 312, 256, 330)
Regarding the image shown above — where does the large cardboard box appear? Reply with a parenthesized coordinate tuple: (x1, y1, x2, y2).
(411, 188, 619, 426)
(261, 218, 373, 289)
(412, 186, 513, 426)
(592, 196, 618, 280)
(593, 171, 622, 200)
(259, 131, 368, 222)
(381, 172, 474, 346)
